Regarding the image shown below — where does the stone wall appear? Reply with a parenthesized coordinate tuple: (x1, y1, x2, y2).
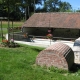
(9, 32, 26, 40)
(36, 42, 74, 70)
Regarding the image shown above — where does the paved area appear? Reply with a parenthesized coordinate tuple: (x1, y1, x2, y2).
(6, 34, 74, 49)
(14, 38, 74, 49)
(5, 33, 74, 48)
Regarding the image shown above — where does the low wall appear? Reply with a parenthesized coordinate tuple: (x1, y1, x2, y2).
(9, 32, 27, 40)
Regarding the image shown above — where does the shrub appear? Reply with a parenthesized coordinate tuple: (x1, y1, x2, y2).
(46, 33, 53, 39)
(1, 39, 9, 47)
(1, 39, 20, 48)
(9, 39, 20, 48)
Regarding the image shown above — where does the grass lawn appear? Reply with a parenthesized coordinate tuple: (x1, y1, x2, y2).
(1, 21, 24, 28)
(0, 44, 80, 80)
(0, 21, 24, 34)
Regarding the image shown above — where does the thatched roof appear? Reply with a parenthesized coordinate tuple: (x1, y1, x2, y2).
(22, 12, 80, 29)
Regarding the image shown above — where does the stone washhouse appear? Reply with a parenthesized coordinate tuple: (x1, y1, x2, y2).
(36, 42, 74, 70)
(22, 12, 80, 39)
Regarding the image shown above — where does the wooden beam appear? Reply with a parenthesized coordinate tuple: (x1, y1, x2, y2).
(79, 29, 80, 37)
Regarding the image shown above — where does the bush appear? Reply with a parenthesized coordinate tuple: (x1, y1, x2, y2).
(1, 39, 9, 47)
(46, 33, 53, 39)
(1, 39, 20, 48)
(9, 39, 20, 48)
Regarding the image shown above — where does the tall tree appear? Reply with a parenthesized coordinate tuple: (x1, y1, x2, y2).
(36, 0, 72, 12)
(0, 0, 43, 20)
(22, 0, 42, 19)
(44, 0, 61, 12)
(76, 9, 80, 12)
(59, 1, 72, 12)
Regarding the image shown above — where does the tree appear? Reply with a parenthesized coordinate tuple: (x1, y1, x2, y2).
(0, 0, 43, 20)
(36, 0, 72, 12)
(22, 0, 43, 19)
(59, 1, 72, 12)
(0, 0, 22, 20)
(76, 9, 80, 12)
(45, 0, 61, 12)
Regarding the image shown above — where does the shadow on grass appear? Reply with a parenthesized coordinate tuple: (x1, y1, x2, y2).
(70, 63, 80, 73)
(31, 47, 44, 52)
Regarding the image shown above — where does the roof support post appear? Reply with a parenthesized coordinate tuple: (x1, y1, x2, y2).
(79, 29, 80, 37)
(0, 19, 3, 42)
(8, 0, 10, 41)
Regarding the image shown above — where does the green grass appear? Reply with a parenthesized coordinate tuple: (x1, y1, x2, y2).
(0, 37, 2, 42)
(0, 21, 24, 35)
(0, 44, 80, 80)
(2, 21, 24, 28)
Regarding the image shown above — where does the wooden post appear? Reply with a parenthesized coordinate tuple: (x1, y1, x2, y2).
(8, 0, 10, 41)
(79, 29, 80, 37)
(1, 19, 3, 42)
(12, 19, 14, 40)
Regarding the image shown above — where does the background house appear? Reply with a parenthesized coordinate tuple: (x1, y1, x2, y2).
(22, 12, 80, 39)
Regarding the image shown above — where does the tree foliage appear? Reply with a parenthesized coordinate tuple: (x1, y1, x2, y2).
(59, 1, 72, 12)
(36, 0, 72, 12)
(0, 0, 42, 20)
(0, 0, 73, 20)
(76, 9, 80, 12)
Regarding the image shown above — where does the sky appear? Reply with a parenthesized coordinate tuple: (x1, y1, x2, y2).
(61, 0, 80, 10)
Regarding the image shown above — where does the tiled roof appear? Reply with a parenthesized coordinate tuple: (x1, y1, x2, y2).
(22, 12, 80, 29)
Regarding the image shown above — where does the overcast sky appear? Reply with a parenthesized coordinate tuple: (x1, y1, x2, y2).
(61, 0, 80, 10)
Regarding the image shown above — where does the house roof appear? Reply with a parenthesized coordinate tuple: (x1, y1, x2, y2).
(22, 12, 80, 29)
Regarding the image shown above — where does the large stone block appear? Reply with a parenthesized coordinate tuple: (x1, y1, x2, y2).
(36, 42, 74, 70)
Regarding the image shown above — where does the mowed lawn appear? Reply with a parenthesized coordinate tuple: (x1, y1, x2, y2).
(0, 44, 80, 80)
(0, 21, 24, 34)
(2, 21, 24, 28)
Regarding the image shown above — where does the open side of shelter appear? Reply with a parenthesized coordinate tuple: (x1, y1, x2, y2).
(9, 12, 80, 41)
